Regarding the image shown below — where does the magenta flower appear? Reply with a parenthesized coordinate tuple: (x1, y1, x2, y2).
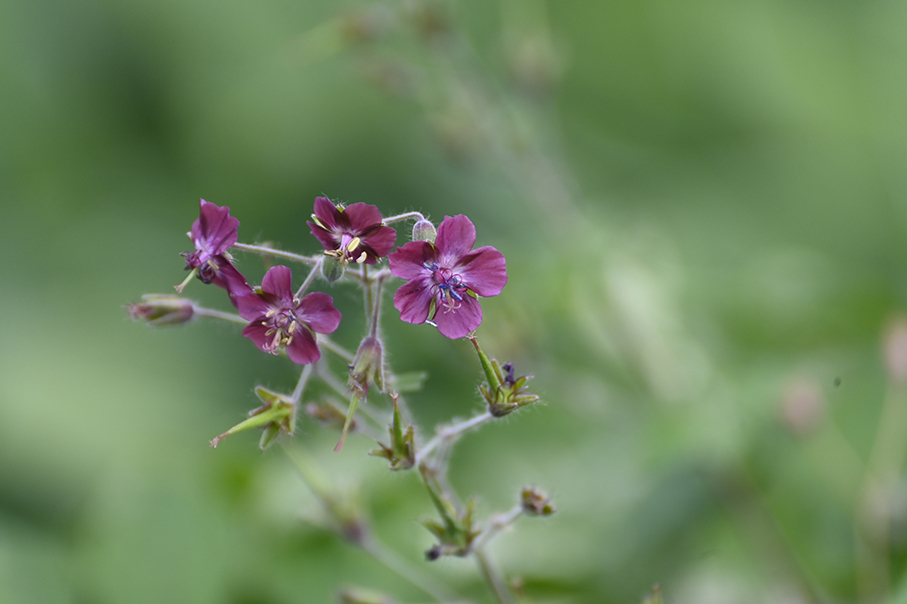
(235, 266, 341, 365)
(388, 215, 507, 339)
(180, 199, 246, 292)
(307, 197, 396, 265)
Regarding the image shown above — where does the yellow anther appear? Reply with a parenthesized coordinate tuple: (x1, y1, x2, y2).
(265, 309, 277, 318)
(287, 321, 297, 334)
(356, 251, 367, 264)
(346, 237, 361, 252)
(265, 328, 276, 337)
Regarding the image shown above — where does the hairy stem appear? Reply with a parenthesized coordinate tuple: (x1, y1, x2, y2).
(475, 548, 517, 604)
(193, 306, 247, 325)
(416, 412, 494, 466)
(232, 242, 319, 265)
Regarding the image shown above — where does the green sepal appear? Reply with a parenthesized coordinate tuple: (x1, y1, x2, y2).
(368, 396, 414, 470)
(210, 387, 295, 448)
(418, 464, 478, 557)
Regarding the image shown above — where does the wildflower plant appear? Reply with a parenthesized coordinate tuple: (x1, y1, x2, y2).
(128, 197, 548, 603)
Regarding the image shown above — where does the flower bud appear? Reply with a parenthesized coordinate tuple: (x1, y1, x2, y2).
(126, 294, 194, 326)
(321, 255, 345, 283)
(521, 487, 555, 516)
(349, 336, 386, 396)
(411, 218, 437, 243)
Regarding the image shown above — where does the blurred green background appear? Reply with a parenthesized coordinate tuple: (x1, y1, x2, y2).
(3, 0, 907, 602)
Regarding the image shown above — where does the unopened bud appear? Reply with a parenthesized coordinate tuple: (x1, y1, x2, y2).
(885, 318, 907, 386)
(126, 294, 194, 326)
(350, 336, 385, 396)
(321, 255, 345, 283)
(521, 487, 555, 516)
(411, 218, 437, 243)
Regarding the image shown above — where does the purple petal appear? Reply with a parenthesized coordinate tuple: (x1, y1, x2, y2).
(234, 292, 271, 321)
(242, 319, 274, 353)
(295, 292, 342, 334)
(360, 224, 397, 259)
(195, 200, 239, 255)
(312, 197, 340, 230)
(343, 203, 384, 233)
(260, 266, 294, 302)
(209, 259, 254, 306)
(393, 278, 435, 325)
(434, 215, 476, 265)
(389, 241, 435, 280)
(286, 328, 321, 365)
(455, 246, 507, 297)
(307, 221, 338, 252)
(433, 295, 482, 339)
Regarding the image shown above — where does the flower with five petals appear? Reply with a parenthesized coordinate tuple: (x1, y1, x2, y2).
(235, 266, 341, 364)
(388, 215, 507, 339)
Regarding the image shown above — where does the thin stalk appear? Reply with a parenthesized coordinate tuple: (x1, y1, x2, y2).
(317, 335, 355, 362)
(470, 505, 524, 552)
(415, 412, 494, 466)
(382, 211, 426, 225)
(290, 364, 314, 405)
(296, 257, 324, 298)
(474, 548, 517, 604)
(193, 306, 247, 325)
(232, 242, 319, 265)
(360, 539, 459, 603)
(314, 362, 386, 429)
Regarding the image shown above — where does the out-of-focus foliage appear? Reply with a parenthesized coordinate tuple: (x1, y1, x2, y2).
(3, 0, 907, 602)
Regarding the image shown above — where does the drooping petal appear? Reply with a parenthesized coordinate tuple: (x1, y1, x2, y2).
(260, 266, 294, 303)
(295, 292, 342, 334)
(393, 278, 435, 325)
(194, 200, 239, 256)
(455, 246, 507, 297)
(433, 294, 482, 339)
(285, 327, 321, 365)
(242, 319, 275, 353)
(434, 215, 476, 265)
(388, 241, 435, 280)
(209, 258, 254, 305)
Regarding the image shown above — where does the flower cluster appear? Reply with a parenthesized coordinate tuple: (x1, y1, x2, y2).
(131, 194, 549, 604)
(174, 198, 508, 361)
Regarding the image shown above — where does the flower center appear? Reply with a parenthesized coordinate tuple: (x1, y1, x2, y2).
(324, 233, 367, 265)
(261, 307, 300, 352)
(424, 262, 467, 313)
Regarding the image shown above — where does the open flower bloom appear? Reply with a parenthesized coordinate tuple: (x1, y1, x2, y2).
(307, 197, 396, 265)
(235, 266, 341, 364)
(388, 215, 507, 339)
(181, 199, 245, 291)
